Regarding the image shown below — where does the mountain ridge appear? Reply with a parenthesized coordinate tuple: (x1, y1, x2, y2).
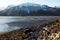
(0, 2, 60, 16)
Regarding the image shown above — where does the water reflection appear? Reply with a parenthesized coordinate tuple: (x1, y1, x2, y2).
(0, 16, 60, 33)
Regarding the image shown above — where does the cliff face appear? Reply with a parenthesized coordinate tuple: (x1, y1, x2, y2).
(0, 19, 60, 40)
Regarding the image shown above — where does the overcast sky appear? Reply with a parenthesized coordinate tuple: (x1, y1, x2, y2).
(0, 0, 60, 7)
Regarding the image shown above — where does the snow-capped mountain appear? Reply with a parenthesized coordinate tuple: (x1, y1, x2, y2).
(7, 5, 15, 9)
(0, 2, 60, 16)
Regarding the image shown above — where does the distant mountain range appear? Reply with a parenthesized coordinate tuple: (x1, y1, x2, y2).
(0, 7, 5, 11)
(0, 3, 60, 16)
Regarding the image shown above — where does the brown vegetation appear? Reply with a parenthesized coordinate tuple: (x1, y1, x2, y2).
(0, 19, 60, 40)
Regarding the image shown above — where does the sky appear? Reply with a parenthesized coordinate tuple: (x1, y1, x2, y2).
(0, 0, 60, 7)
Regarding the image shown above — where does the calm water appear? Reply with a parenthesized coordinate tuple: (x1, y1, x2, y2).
(0, 16, 60, 33)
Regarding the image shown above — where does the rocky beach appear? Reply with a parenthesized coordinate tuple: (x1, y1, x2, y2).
(0, 16, 60, 40)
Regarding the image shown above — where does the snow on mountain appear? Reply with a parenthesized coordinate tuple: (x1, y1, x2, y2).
(0, 2, 60, 16)
(0, 7, 5, 11)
